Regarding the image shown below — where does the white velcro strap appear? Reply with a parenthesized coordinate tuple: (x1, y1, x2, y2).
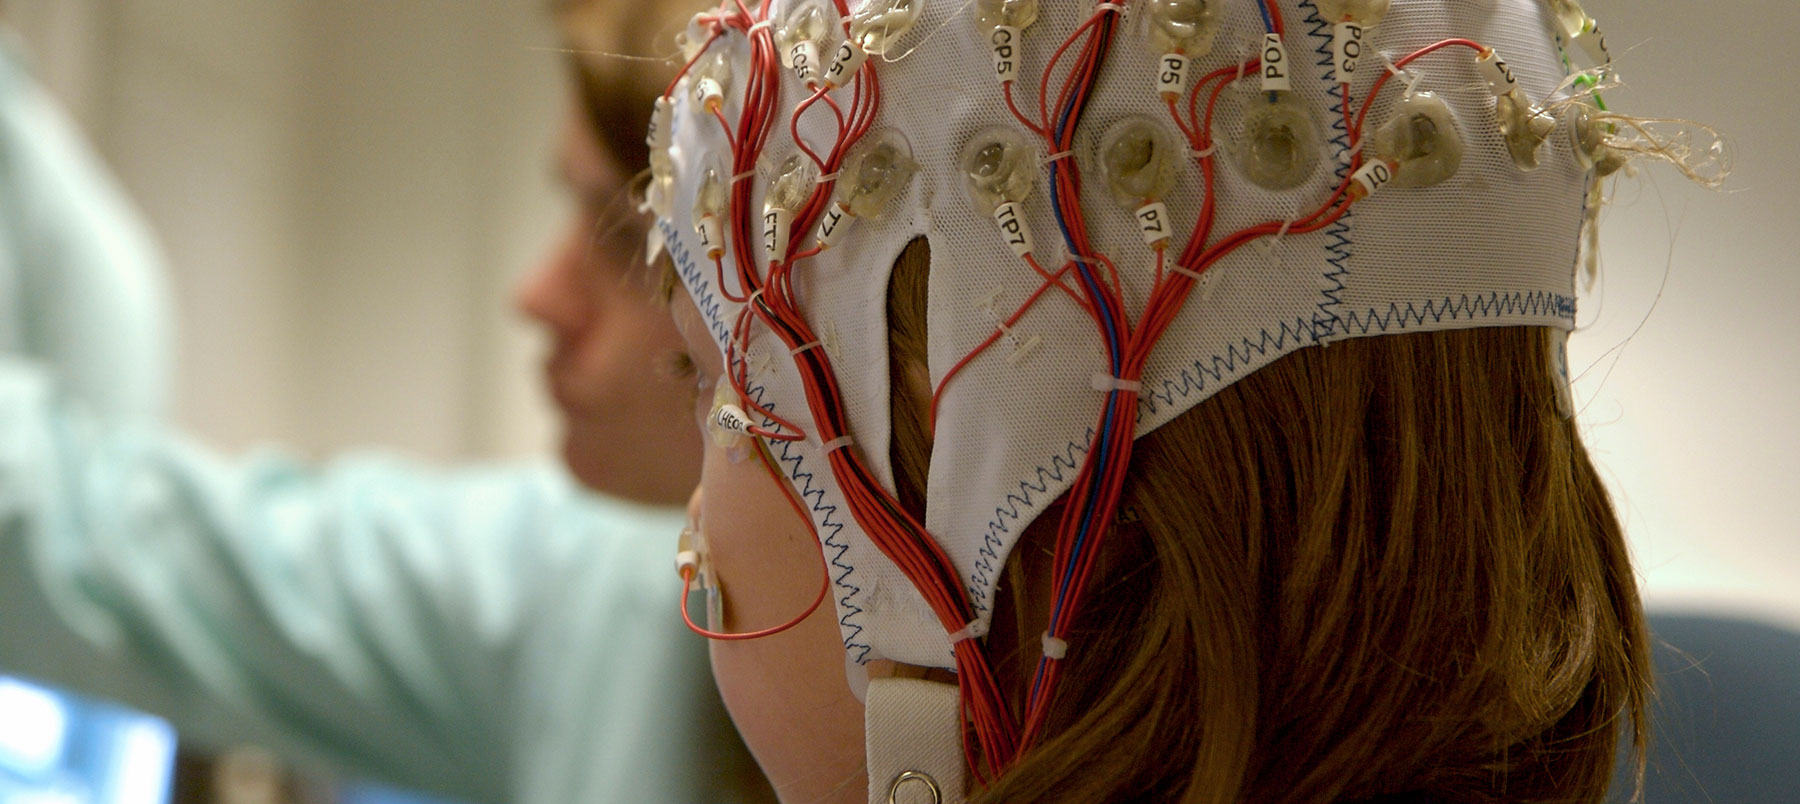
(866, 678, 966, 804)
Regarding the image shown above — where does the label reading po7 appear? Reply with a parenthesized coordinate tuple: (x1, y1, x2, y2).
(1261, 34, 1292, 92)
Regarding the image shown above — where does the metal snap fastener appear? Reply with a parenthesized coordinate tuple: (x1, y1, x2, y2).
(887, 770, 942, 804)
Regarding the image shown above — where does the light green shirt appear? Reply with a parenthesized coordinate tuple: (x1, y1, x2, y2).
(0, 33, 742, 804)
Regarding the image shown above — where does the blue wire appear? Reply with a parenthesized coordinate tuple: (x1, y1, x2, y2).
(1256, 0, 1275, 33)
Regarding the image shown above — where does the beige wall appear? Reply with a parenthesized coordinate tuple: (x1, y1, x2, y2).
(10, 0, 1797, 628)
(11, 0, 563, 461)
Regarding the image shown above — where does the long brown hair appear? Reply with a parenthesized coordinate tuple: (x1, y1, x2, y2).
(886, 238, 1649, 803)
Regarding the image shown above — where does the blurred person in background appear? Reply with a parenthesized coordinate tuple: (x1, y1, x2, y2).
(0, 0, 773, 802)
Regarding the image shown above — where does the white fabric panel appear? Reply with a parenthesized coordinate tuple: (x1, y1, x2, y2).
(665, 0, 1586, 669)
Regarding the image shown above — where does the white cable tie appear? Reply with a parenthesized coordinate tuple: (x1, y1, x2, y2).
(1092, 2, 1125, 15)
(1091, 373, 1142, 394)
(1068, 253, 1104, 266)
(815, 171, 840, 184)
(1167, 262, 1205, 282)
(947, 620, 987, 644)
(790, 340, 824, 356)
(1044, 150, 1076, 165)
(731, 168, 758, 184)
(821, 434, 855, 453)
(1191, 144, 1217, 160)
(1382, 51, 1406, 77)
(976, 286, 1004, 310)
(1041, 633, 1069, 660)
(1006, 335, 1043, 365)
(745, 18, 773, 36)
(1274, 217, 1296, 242)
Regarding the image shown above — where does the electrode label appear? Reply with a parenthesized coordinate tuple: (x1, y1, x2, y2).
(763, 208, 793, 262)
(694, 77, 724, 109)
(1478, 49, 1518, 95)
(993, 202, 1034, 258)
(1333, 22, 1365, 79)
(1135, 202, 1173, 244)
(790, 41, 822, 85)
(697, 215, 724, 257)
(1156, 52, 1190, 98)
(1352, 159, 1395, 197)
(817, 203, 852, 249)
(992, 26, 1021, 83)
(1261, 34, 1292, 92)
(825, 40, 869, 87)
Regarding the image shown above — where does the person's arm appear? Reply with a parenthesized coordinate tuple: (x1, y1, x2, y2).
(0, 32, 171, 422)
(0, 356, 712, 804)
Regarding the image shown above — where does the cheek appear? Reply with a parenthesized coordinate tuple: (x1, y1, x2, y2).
(698, 445, 867, 800)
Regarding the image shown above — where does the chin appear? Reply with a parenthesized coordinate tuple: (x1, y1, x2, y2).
(560, 435, 613, 494)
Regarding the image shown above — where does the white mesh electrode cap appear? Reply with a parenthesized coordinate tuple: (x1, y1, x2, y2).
(663, 0, 1590, 670)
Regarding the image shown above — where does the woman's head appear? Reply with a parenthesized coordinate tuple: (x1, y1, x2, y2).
(654, 0, 1653, 800)
(514, 0, 710, 504)
(673, 237, 1647, 803)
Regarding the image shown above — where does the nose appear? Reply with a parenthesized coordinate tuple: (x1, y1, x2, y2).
(515, 220, 592, 335)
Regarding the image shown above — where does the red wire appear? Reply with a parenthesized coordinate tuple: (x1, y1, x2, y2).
(678, 441, 830, 640)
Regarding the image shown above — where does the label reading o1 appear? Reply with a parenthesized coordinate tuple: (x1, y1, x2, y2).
(1135, 202, 1172, 244)
(1352, 159, 1395, 197)
(763, 208, 793, 262)
(1478, 50, 1517, 95)
(696, 215, 724, 257)
(1156, 52, 1190, 97)
(992, 202, 1034, 258)
(791, 41, 821, 84)
(825, 40, 869, 87)
(1333, 22, 1364, 79)
(816, 204, 852, 249)
(991, 26, 1021, 83)
(1261, 33, 1291, 92)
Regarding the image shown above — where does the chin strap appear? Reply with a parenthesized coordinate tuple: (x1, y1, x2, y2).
(864, 678, 967, 804)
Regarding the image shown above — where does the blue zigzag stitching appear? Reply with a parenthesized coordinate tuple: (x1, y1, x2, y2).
(772, 426, 871, 662)
(969, 430, 1093, 614)
(1338, 290, 1577, 334)
(659, 221, 873, 661)
(969, 287, 1573, 606)
(1136, 289, 1575, 416)
(1306, 0, 1354, 342)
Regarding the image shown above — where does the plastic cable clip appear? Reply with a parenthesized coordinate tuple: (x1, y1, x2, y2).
(947, 620, 988, 644)
(1091, 373, 1142, 394)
